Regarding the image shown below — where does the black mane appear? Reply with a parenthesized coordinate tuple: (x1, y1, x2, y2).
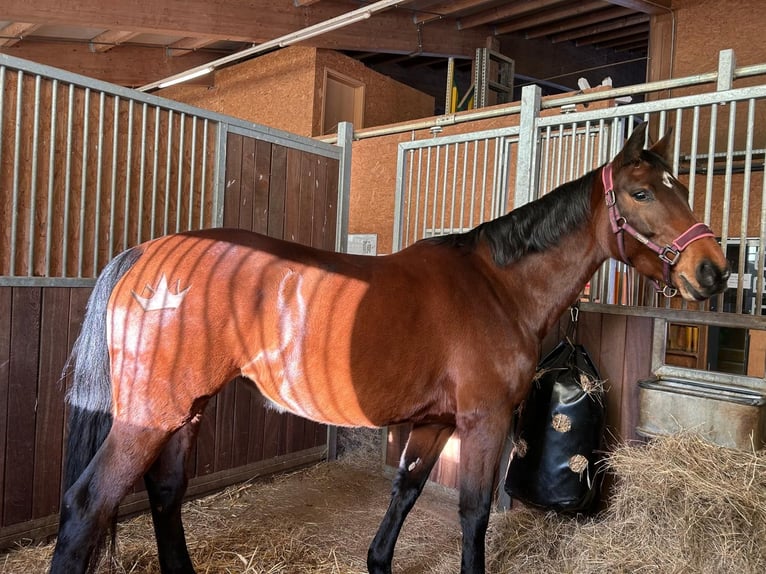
(424, 169, 596, 266)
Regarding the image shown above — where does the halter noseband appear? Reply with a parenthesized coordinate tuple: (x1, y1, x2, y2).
(602, 163, 715, 297)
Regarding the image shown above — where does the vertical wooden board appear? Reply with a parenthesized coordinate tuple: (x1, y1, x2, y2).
(0, 288, 11, 523)
(311, 156, 329, 248)
(323, 159, 340, 252)
(214, 381, 237, 472)
(267, 145, 287, 239)
(32, 288, 69, 518)
(238, 137, 256, 231)
(223, 133, 243, 227)
(231, 377, 253, 468)
(597, 313, 628, 443)
(4, 288, 41, 525)
(577, 311, 603, 363)
(252, 140, 272, 234)
(246, 387, 266, 463)
(297, 153, 316, 246)
(285, 415, 305, 454)
(261, 410, 283, 460)
(283, 148, 303, 244)
(621, 316, 654, 442)
(194, 396, 218, 477)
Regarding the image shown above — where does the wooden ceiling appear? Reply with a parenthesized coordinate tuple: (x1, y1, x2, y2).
(0, 0, 667, 88)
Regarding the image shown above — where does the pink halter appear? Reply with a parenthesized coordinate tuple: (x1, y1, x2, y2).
(602, 163, 715, 296)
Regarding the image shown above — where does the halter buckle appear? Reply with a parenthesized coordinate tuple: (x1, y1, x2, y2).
(605, 189, 616, 207)
(659, 246, 680, 265)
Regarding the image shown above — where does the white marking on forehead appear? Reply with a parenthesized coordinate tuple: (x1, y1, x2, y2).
(662, 171, 674, 188)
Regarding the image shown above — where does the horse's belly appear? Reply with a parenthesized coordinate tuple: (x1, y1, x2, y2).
(241, 352, 375, 427)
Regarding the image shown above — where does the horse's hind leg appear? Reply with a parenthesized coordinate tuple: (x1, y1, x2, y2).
(367, 422, 454, 574)
(144, 416, 203, 574)
(51, 421, 171, 573)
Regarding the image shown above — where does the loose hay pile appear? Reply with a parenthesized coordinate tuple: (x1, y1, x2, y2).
(487, 433, 766, 574)
(2, 432, 764, 573)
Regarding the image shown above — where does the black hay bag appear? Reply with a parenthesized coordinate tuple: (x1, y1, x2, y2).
(504, 339, 605, 513)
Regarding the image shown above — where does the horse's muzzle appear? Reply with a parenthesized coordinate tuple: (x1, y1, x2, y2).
(684, 259, 730, 300)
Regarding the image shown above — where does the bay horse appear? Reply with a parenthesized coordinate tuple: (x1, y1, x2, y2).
(50, 123, 728, 574)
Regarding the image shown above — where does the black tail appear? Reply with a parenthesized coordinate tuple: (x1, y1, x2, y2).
(62, 247, 143, 491)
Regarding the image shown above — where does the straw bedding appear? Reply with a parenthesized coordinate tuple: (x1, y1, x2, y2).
(1, 431, 763, 573)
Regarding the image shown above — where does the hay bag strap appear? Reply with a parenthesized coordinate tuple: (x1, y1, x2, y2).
(504, 306, 606, 514)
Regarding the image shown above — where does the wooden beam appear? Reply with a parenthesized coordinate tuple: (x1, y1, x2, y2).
(89, 30, 140, 53)
(458, 0, 571, 30)
(1, 0, 484, 59)
(412, 0, 494, 24)
(495, 2, 613, 36)
(0, 40, 219, 87)
(166, 36, 219, 57)
(573, 24, 649, 47)
(552, 13, 649, 43)
(0, 22, 40, 48)
(602, 0, 670, 15)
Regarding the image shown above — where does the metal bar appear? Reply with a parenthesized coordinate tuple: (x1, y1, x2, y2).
(108, 96, 120, 260)
(10, 70, 23, 275)
(739, 99, 755, 314)
(93, 91, 105, 275)
(188, 116, 197, 231)
(137, 103, 147, 243)
(45, 79, 58, 276)
(199, 119, 209, 229)
(151, 106, 160, 238)
(335, 121, 353, 253)
(123, 100, 134, 248)
(62, 84, 74, 275)
(164, 109, 173, 235)
(688, 106, 700, 209)
(439, 143, 449, 235)
(176, 112, 186, 233)
(78, 88, 91, 278)
(27, 75, 41, 275)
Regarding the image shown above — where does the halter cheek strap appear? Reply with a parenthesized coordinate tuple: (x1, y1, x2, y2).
(602, 163, 715, 296)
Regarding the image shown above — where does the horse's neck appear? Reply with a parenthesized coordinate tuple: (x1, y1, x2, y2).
(496, 198, 611, 339)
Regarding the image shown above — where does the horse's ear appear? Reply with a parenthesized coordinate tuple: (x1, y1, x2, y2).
(616, 122, 648, 165)
(649, 127, 674, 162)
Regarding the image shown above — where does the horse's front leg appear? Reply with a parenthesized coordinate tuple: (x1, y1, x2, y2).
(367, 422, 454, 574)
(456, 409, 511, 574)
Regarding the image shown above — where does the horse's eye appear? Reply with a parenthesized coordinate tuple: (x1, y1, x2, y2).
(632, 190, 650, 202)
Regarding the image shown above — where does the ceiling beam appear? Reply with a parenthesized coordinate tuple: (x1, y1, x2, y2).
(166, 37, 220, 57)
(2, 0, 487, 59)
(0, 22, 41, 47)
(0, 39, 220, 87)
(458, 0, 571, 30)
(551, 13, 649, 43)
(89, 30, 141, 53)
(602, 0, 670, 15)
(495, 1, 611, 36)
(573, 24, 649, 46)
(412, 0, 492, 24)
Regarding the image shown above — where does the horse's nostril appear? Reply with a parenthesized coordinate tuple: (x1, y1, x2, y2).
(697, 260, 728, 290)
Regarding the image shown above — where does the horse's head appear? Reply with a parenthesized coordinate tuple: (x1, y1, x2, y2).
(604, 123, 729, 301)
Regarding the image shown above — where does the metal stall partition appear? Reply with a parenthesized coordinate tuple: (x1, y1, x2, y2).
(0, 53, 351, 545)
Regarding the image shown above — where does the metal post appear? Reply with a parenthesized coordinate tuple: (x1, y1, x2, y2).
(335, 121, 354, 253)
(717, 48, 736, 92)
(515, 84, 542, 208)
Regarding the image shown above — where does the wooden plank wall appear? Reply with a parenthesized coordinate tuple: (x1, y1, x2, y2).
(385, 310, 654, 489)
(0, 132, 339, 545)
